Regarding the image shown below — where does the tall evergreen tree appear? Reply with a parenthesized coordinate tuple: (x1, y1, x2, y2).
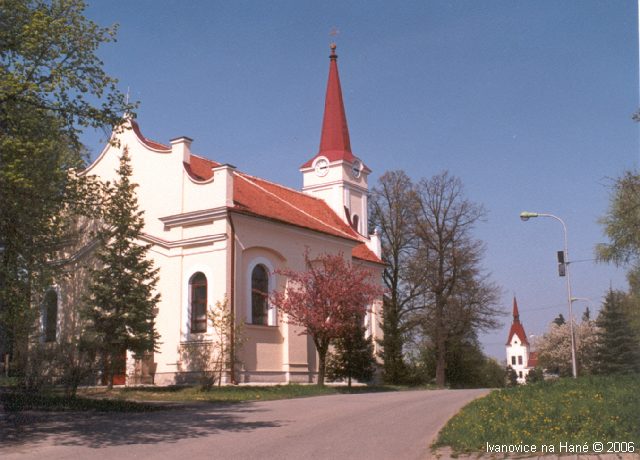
(85, 150, 159, 388)
(326, 319, 376, 388)
(553, 313, 566, 326)
(594, 289, 640, 375)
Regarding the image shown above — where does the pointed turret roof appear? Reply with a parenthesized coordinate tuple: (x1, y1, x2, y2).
(301, 44, 358, 168)
(506, 297, 529, 346)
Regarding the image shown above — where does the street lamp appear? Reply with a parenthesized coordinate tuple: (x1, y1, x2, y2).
(519, 211, 578, 378)
(571, 297, 592, 322)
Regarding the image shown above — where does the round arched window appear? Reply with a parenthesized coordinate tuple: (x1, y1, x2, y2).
(189, 272, 207, 333)
(251, 265, 269, 325)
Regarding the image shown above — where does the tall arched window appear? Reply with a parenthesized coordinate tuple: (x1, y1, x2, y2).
(43, 289, 58, 342)
(251, 264, 269, 325)
(189, 272, 207, 333)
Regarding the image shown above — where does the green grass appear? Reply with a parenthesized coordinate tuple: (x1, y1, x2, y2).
(434, 374, 640, 455)
(0, 383, 412, 412)
(82, 383, 409, 404)
(1, 392, 158, 413)
(0, 375, 19, 387)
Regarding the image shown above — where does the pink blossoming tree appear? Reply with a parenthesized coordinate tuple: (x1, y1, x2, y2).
(272, 252, 383, 386)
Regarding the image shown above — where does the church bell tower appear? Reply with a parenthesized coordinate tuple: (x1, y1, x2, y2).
(300, 44, 371, 236)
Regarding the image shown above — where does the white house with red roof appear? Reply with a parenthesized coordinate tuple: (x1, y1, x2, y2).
(506, 298, 538, 384)
(55, 44, 384, 385)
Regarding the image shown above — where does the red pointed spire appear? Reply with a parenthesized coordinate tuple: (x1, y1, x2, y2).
(319, 43, 352, 157)
(301, 44, 356, 168)
(506, 297, 529, 346)
(512, 297, 520, 322)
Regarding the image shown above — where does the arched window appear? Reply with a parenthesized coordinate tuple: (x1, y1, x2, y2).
(251, 264, 269, 325)
(189, 272, 207, 333)
(43, 289, 58, 342)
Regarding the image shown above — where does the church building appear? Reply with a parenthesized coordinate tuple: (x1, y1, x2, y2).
(53, 44, 384, 385)
(505, 298, 538, 383)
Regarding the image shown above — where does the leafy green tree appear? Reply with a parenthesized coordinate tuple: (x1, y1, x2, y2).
(0, 0, 132, 373)
(505, 365, 518, 387)
(419, 332, 504, 388)
(326, 319, 376, 388)
(525, 367, 544, 384)
(593, 289, 640, 375)
(84, 150, 159, 388)
(597, 171, 640, 268)
(480, 358, 507, 388)
(0, 0, 131, 143)
(597, 170, 640, 346)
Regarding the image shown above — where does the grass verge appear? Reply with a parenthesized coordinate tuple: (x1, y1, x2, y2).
(81, 383, 409, 404)
(434, 374, 640, 455)
(1, 383, 413, 412)
(1, 392, 157, 413)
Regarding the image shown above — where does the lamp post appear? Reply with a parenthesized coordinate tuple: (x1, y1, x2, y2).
(520, 211, 577, 378)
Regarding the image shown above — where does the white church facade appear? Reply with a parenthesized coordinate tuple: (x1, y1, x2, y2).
(505, 297, 538, 384)
(53, 45, 384, 385)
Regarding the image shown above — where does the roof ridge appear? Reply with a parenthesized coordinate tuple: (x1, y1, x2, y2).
(190, 152, 218, 164)
(236, 171, 330, 205)
(234, 173, 359, 241)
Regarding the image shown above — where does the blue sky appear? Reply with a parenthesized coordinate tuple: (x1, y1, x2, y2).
(84, 1, 638, 360)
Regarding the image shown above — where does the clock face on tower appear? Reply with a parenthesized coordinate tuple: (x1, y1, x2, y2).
(314, 158, 329, 177)
(351, 159, 362, 178)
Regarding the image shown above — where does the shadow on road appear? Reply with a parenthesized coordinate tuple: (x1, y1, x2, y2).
(0, 403, 283, 449)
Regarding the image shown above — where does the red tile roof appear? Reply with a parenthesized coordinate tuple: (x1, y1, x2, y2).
(528, 351, 538, 368)
(506, 322, 529, 346)
(177, 154, 382, 264)
(233, 172, 361, 242)
(352, 243, 385, 265)
(184, 155, 221, 181)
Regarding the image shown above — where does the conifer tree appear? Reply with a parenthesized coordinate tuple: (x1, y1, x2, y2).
(326, 319, 376, 388)
(85, 149, 159, 388)
(594, 289, 640, 375)
(553, 313, 566, 326)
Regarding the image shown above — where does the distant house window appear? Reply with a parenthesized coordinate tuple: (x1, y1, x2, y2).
(190, 272, 207, 333)
(518, 356, 523, 365)
(511, 356, 516, 365)
(251, 264, 269, 325)
(43, 289, 58, 342)
(519, 371, 523, 378)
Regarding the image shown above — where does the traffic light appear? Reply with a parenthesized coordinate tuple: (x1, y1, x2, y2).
(557, 250, 566, 277)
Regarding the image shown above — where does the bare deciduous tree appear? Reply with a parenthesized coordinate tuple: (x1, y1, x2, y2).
(369, 170, 426, 383)
(411, 171, 501, 387)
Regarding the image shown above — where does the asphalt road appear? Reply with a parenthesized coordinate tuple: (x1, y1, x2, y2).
(1, 388, 489, 460)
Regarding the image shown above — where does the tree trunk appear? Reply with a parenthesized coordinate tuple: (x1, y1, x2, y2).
(435, 299, 447, 388)
(435, 334, 446, 388)
(317, 345, 327, 386)
(107, 353, 114, 390)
